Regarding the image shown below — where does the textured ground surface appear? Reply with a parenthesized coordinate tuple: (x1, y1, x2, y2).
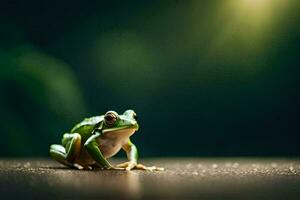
(1, 158, 300, 199)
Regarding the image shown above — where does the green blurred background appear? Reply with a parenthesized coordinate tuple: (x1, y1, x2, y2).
(1, 0, 299, 157)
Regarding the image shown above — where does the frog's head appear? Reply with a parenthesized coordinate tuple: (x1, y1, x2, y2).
(101, 110, 139, 137)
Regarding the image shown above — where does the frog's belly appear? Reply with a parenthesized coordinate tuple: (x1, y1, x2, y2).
(97, 129, 136, 158)
(75, 128, 135, 165)
(74, 141, 122, 166)
(97, 137, 123, 159)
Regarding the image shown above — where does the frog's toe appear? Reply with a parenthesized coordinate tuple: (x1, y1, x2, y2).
(117, 162, 164, 171)
(111, 167, 126, 170)
(73, 163, 84, 170)
(116, 161, 136, 170)
(86, 166, 93, 170)
(116, 161, 132, 168)
(116, 162, 127, 168)
(73, 163, 94, 170)
(126, 163, 136, 171)
(135, 164, 164, 171)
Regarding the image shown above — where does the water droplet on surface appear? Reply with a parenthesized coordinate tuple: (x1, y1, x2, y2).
(24, 162, 31, 168)
(192, 171, 199, 175)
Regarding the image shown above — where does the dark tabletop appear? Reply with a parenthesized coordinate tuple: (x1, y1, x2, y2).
(1, 158, 300, 200)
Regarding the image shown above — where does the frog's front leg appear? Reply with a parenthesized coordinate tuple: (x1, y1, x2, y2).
(49, 133, 81, 169)
(84, 132, 121, 170)
(117, 140, 164, 171)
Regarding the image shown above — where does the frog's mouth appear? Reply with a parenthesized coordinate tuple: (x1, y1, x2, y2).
(102, 125, 138, 136)
(101, 128, 137, 140)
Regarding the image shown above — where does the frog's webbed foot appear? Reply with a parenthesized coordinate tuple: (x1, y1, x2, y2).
(116, 162, 164, 171)
(107, 167, 126, 170)
(135, 164, 164, 171)
(116, 161, 137, 171)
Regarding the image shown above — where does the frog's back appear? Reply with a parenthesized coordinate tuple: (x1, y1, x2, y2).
(70, 116, 103, 142)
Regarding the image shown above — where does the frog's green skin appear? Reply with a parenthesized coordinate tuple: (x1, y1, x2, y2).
(49, 110, 163, 171)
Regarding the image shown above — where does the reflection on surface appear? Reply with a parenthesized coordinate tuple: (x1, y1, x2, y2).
(46, 169, 141, 199)
(1, 159, 300, 199)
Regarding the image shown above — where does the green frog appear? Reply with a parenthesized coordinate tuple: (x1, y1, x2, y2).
(49, 109, 163, 171)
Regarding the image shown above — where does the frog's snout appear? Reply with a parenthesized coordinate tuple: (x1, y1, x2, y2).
(131, 121, 139, 131)
(135, 124, 139, 131)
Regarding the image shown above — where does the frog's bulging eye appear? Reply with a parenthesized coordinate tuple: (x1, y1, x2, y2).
(104, 113, 117, 126)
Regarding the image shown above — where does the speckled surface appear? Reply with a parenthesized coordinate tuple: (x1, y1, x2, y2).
(1, 158, 300, 199)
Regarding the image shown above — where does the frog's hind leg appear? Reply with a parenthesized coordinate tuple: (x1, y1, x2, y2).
(49, 133, 81, 169)
(49, 144, 74, 168)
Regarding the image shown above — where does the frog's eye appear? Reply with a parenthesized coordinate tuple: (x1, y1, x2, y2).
(104, 112, 117, 126)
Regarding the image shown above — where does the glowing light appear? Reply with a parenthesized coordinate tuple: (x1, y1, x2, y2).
(204, 0, 292, 63)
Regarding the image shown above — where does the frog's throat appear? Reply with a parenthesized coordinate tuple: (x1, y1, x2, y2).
(102, 126, 138, 134)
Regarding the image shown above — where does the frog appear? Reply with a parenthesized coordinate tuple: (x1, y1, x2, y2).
(49, 109, 163, 171)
